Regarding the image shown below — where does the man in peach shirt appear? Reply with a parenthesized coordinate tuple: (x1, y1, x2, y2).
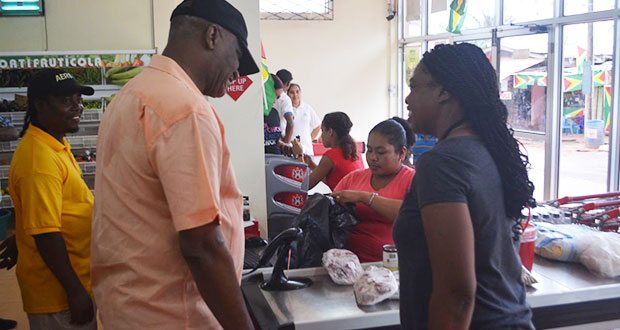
(91, 1, 259, 329)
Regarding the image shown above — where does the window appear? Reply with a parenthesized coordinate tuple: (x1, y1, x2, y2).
(558, 21, 615, 197)
(428, 0, 495, 35)
(260, 0, 333, 20)
(404, 0, 422, 37)
(564, 0, 615, 16)
(0, 0, 43, 16)
(503, 0, 553, 24)
(499, 34, 549, 201)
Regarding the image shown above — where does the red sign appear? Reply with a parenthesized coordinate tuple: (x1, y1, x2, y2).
(226, 76, 253, 101)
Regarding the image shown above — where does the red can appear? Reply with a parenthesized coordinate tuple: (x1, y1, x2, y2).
(274, 165, 307, 183)
(274, 192, 307, 210)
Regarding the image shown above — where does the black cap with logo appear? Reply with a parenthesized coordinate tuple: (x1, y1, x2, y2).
(27, 69, 95, 101)
(170, 0, 260, 76)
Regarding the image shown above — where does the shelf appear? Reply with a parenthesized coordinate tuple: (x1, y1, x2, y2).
(67, 135, 98, 149)
(0, 109, 103, 128)
(0, 134, 97, 153)
(1, 195, 11, 209)
(0, 161, 96, 180)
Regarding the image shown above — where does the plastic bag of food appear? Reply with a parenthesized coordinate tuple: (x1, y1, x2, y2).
(579, 232, 620, 278)
(354, 266, 398, 305)
(322, 249, 363, 285)
(534, 222, 594, 262)
(390, 270, 400, 300)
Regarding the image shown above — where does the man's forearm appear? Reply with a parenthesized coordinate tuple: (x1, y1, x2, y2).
(183, 238, 253, 329)
(34, 232, 86, 295)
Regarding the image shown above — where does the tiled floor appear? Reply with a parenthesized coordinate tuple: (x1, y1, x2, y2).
(0, 266, 28, 330)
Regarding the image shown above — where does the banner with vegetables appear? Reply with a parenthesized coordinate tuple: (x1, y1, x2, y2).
(0, 53, 151, 70)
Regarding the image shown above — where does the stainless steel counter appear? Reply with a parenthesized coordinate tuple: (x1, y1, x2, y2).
(242, 258, 620, 330)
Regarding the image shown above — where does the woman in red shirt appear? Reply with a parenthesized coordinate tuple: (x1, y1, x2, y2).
(302, 112, 364, 191)
(331, 119, 415, 262)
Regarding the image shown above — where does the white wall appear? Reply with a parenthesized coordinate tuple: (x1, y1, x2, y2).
(208, 0, 268, 236)
(260, 0, 399, 142)
(0, 0, 269, 232)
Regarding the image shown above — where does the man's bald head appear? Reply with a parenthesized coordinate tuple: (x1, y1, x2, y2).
(168, 15, 213, 44)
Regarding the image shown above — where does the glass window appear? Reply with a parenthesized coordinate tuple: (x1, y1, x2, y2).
(564, 0, 615, 16)
(405, 0, 422, 37)
(428, 38, 451, 50)
(260, 0, 333, 20)
(403, 44, 422, 116)
(499, 34, 549, 201)
(428, 0, 495, 35)
(503, 0, 554, 24)
(558, 21, 614, 197)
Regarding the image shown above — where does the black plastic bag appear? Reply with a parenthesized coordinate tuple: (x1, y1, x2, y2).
(288, 194, 359, 268)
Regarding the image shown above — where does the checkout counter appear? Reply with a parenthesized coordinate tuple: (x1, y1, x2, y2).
(242, 256, 620, 330)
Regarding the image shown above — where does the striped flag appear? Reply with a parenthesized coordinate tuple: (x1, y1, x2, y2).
(261, 42, 276, 116)
(514, 75, 528, 89)
(446, 0, 467, 33)
(576, 46, 586, 74)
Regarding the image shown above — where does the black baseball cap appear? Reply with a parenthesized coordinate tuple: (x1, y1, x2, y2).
(171, 0, 260, 76)
(27, 69, 95, 101)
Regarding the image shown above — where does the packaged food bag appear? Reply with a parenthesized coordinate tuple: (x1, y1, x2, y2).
(353, 266, 398, 305)
(534, 222, 594, 262)
(390, 270, 400, 300)
(322, 249, 363, 285)
(579, 232, 620, 278)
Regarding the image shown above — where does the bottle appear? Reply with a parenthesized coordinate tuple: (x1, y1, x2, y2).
(243, 196, 251, 221)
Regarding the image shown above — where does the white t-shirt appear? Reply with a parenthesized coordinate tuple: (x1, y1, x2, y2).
(274, 93, 293, 136)
(292, 102, 321, 156)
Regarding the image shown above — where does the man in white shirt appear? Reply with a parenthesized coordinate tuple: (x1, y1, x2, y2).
(272, 74, 295, 143)
(288, 83, 321, 157)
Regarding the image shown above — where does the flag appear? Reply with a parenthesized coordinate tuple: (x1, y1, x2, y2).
(564, 75, 582, 92)
(514, 75, 528, 89)
(605, 86, 612, 131)
(446, 0, 467, 34)
(526, 75, 536, 86)
(261, 42, 276, 116)
(576, 46, 586, 74)
(593, 70, 606, 87)
(537, 76, 547, 87)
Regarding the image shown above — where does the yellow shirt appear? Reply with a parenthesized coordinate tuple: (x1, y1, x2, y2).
(9, 125, 94, 314)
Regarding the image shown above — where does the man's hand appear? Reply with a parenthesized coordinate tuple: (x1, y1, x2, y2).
(67, 286, 94, 325)
(179, 221, 253, 330)
(0, 235, 17, 270)
(34, 232, 94, 325)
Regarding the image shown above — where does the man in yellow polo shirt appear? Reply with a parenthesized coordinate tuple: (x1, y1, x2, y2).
(9, 69, 96, 330)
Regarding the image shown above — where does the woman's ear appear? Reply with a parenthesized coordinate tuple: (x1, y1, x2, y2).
(436, 87, 453, 104)
(400, 146, 408, 161)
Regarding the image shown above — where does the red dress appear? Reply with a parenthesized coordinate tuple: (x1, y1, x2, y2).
(323, 148, 365, 191)
(334, 167, 415, 262)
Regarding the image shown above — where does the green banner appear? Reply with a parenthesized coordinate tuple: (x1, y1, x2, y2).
(0, 53, 152, 70)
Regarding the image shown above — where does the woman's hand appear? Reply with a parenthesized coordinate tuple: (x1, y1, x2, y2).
(292, 139, 303, 156)
(331, 190, 369, 204)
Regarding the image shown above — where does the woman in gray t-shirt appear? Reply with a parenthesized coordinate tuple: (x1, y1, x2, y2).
(393, 43, 536, 329)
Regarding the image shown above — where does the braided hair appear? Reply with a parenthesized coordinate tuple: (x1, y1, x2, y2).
(322, 112, 358, 160)
(420, 43, 535, 223)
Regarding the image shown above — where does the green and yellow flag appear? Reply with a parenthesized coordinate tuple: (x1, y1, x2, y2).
(576, 46, 586, 74)
(261, 42, 276, 116)
(447, 0, 467, 34)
